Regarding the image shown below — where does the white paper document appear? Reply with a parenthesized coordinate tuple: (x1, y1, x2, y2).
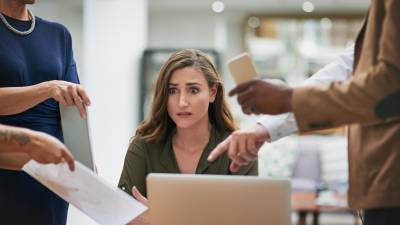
(22, 160, 147, 225)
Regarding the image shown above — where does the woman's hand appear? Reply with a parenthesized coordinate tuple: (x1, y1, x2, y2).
(127, 186, 149, 225)
(131, 186, 148, 206)
(46, 80, 91, 118)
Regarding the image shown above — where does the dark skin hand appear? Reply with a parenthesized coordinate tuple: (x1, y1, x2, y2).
(229, 79, 293, 115)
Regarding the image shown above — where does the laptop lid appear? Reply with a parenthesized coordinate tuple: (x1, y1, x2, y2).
(147, 174, 291, 225)
(59, 105, 95, 171)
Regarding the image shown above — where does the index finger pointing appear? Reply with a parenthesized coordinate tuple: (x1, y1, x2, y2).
(208, 136, 231, 162)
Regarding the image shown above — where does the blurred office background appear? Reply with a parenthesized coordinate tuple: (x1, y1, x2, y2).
(31, 0, 369, 224)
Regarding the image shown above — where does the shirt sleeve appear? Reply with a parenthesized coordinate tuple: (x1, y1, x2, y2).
(257, 113, 298, 142)
(258, 44, 354, 142)
(118, 138, 148, 197)
(302, 43, 354, 86)
(293, 0, 400, 131)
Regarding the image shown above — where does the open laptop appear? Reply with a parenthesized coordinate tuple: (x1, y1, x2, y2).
(59, 105, 95, 171)
(147, 174, 291, 225)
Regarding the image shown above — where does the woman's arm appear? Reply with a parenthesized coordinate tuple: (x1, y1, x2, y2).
(127, 186, 149, 225)
(0, 153, 30, 170)
(0, 80, 90, 118)
(118, 138, 148, 197)
(0, 82, 51, 115)
(0, 124, 75, 170)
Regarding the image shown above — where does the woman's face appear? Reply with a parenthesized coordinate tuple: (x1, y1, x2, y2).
(167, 67, 217, 129)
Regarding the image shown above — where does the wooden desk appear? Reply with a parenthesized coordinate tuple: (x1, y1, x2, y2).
(291, 192, 358, 225)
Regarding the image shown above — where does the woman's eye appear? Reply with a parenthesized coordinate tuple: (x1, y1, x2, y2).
(190, 87, 200, 94)
(168, 88, 177, 95)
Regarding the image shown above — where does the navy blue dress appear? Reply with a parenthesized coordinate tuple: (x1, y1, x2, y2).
(0, 14, 79, 225)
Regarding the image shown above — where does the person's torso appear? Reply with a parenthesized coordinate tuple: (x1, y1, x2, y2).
(348, 0, 400, 209)
(0, 14, 75, 225)
(146, 127, 237, 175)
(140, 127, 258, 177)
(0, 15, 78, 139)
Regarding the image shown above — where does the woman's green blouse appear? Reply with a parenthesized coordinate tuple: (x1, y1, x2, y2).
(118, 126, 258, 197)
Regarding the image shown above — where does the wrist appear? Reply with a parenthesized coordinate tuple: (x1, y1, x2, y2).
(12, 128, 36, 154)
(25, 129, 46, 153)
(283, 88, 293, 113)
(38, 81, 55, 99)
(254, 123, 271, 142)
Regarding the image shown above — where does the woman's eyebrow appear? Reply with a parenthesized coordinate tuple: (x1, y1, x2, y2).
(186, 82, 201, 86)
(168, 82, 202, 86)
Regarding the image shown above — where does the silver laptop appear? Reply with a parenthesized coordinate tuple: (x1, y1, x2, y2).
(147, 174, 291, 225)
(59, 105, 95, 171)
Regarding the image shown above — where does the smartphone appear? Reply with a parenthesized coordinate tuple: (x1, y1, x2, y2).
(227, 52, 258, 84)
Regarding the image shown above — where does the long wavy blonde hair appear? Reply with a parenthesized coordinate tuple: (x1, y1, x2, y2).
(136, 49, 237, 143)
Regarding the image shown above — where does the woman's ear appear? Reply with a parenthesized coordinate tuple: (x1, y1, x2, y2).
(209, 84, 218, 103)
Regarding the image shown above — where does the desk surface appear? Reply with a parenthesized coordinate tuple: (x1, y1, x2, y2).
(291, 192, 358, 225)
(292, 192, 350, 212)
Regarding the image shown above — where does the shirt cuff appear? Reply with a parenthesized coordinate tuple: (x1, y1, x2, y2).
(257, 113, 299, 142)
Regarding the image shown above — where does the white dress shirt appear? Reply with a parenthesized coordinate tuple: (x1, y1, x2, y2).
(258, 44, 355, 142)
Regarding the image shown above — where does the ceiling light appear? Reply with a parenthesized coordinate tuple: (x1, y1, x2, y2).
(302, 1, 315, 13)
(248, 16, 261, 29)
(320, 17, 332, 28)
(212, 1, 225, 13)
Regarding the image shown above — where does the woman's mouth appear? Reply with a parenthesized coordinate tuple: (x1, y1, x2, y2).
(177, 112, 192, 117)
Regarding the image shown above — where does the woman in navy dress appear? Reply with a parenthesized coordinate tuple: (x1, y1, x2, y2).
(0, 0, 91, 224)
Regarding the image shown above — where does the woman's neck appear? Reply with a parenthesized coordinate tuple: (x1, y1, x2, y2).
(173, 118, 212, 153)
(0, 1, 29, 20)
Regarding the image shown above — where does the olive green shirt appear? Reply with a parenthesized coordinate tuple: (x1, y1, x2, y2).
(118, 126, 258, 197)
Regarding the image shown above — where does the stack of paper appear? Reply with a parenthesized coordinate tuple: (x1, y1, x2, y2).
(23, 160, 147, 225)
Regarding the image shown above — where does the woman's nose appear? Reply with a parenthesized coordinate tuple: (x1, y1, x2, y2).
(178, 93, 189, 107)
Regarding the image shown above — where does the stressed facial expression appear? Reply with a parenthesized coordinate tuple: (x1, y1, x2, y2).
(167, 67, 217, 129)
